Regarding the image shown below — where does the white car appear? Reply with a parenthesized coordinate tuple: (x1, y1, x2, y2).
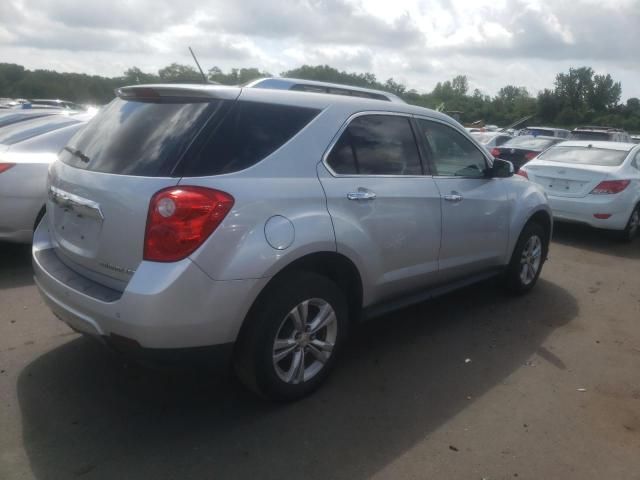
(520, 141, 640, 241)
(0, 113, 94, 243)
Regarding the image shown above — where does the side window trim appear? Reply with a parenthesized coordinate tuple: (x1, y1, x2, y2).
(413, 115, 492, 179)
(322, 111, 428, 177)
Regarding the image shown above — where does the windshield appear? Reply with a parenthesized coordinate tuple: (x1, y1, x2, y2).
(521, 128, 554, 137)
(537, 146, 629, 166)
(0, 115, 81, 145)
(502, 136, 557, 150)
(471, 133, 499, 144)
(571, 131, 610, 141)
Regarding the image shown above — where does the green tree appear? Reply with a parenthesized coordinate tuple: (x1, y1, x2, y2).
(157, 63, 203, 83)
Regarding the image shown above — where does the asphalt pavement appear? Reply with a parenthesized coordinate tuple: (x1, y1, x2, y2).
(0, 223, 639, 480)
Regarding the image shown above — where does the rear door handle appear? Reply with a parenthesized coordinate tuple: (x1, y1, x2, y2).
(443, 193, 463, 203)
(347, 191, 376, 201)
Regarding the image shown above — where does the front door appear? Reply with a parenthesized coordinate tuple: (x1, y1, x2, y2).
(415, 117, 509, 282)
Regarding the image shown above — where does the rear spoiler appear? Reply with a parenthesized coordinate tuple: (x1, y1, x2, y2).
(115, 84, 241, 101)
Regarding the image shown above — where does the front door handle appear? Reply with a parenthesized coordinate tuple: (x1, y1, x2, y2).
(347, 191, 376, 201)
(443, 193, 463, 203)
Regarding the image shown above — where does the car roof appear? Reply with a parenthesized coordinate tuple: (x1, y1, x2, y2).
(549, 140, 636, 151)
(117, 84, 456, 124)
(572, 126, 627, 133)
(526, 126, 568, 131)
(509, 135, 559, 141)
(471, 131, 509, 137)
(244, 77, 405, 103)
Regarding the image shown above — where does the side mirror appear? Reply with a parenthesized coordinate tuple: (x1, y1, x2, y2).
(489, 158, 514, 178)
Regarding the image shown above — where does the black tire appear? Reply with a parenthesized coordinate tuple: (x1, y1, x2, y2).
(33, 206, 46, 231)
(504, 222, 547, 295)
(234, 271, 348, 401)
(617, 204, 640, 243)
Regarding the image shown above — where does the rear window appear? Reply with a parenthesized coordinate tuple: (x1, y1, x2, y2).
(571, 131, 611, 141)
(471, 132, 500, 144)
(177, 101, 320, 176)
(0, 112, 56, 128)
(60, 98, 219, 176)
(0, 115, 81, 145)
(503, 136, 557, 150)
(522, 128, 554, 137)
(537, 146, 629, 166)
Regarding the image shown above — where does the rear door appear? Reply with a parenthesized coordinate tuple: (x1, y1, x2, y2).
(415, 117, 509, 282)
(46, 89, 238, 290)
(317, 113, 442, 302)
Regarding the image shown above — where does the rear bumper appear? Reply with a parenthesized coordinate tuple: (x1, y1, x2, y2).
(547, 193, 633, 230)
(33, 218, 269, 349)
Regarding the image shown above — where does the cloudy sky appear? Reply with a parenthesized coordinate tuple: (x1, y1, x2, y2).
(1, 0, 639, 99)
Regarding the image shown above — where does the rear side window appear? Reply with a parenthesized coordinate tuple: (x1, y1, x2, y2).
(326, 115, 422, 175)
(179, 101, 320, 176)
(60, 98, 218, 176)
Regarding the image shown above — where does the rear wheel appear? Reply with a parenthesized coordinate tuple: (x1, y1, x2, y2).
(618, 204, 639, 242)
(504, 222, 546, 294)
(234, 271, 348, 401)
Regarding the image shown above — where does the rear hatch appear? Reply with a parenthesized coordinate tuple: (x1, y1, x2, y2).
(525, 162, 614, 197)
(46, 85, 240, 290)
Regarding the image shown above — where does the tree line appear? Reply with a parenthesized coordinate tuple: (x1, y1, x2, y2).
(1, 62, 638, 131)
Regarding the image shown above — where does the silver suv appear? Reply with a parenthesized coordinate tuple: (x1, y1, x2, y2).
(33, 84, 552, 400)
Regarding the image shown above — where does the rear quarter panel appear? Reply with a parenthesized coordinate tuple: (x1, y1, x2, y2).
(184, 104, 351, 281)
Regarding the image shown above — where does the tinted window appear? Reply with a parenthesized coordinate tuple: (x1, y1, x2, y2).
(60, 98, 218, 176)
(537, 146, 629, 166)
(180, 101, 320, 176)
(327, 115, 422, 175)
(0, 115, 81, 145)
(418, 119, 486, 177)
(496, 135, 512, 146)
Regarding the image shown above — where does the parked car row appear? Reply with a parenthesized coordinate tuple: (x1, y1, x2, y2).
(0, 106, 96, 243)
(2, 83, 638, 401)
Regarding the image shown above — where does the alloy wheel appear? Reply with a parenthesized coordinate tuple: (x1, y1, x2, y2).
(520, 235, 542, 285)
(272, 298, 338, 384)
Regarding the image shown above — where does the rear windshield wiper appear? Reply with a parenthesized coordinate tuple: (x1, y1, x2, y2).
(63, 146, 90, 164)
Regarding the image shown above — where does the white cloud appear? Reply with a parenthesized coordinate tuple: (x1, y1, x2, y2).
(0, 0, 639, 99)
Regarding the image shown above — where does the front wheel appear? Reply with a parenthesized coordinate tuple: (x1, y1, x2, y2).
(504, 222, 547, 294)
(234, 271, 348, 401)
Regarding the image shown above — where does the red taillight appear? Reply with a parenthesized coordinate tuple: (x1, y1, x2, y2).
(490, 148, 501, 157)
(0, 163, 15, 174)
(593, 213, 612, 219)
(516, 169, 529, 179)
(590, 180, 630, 195)
(144, 186, 234, 262)
(524, 152, 537, 161)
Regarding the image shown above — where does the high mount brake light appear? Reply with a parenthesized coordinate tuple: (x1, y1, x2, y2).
(144, 186, 234, 262)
